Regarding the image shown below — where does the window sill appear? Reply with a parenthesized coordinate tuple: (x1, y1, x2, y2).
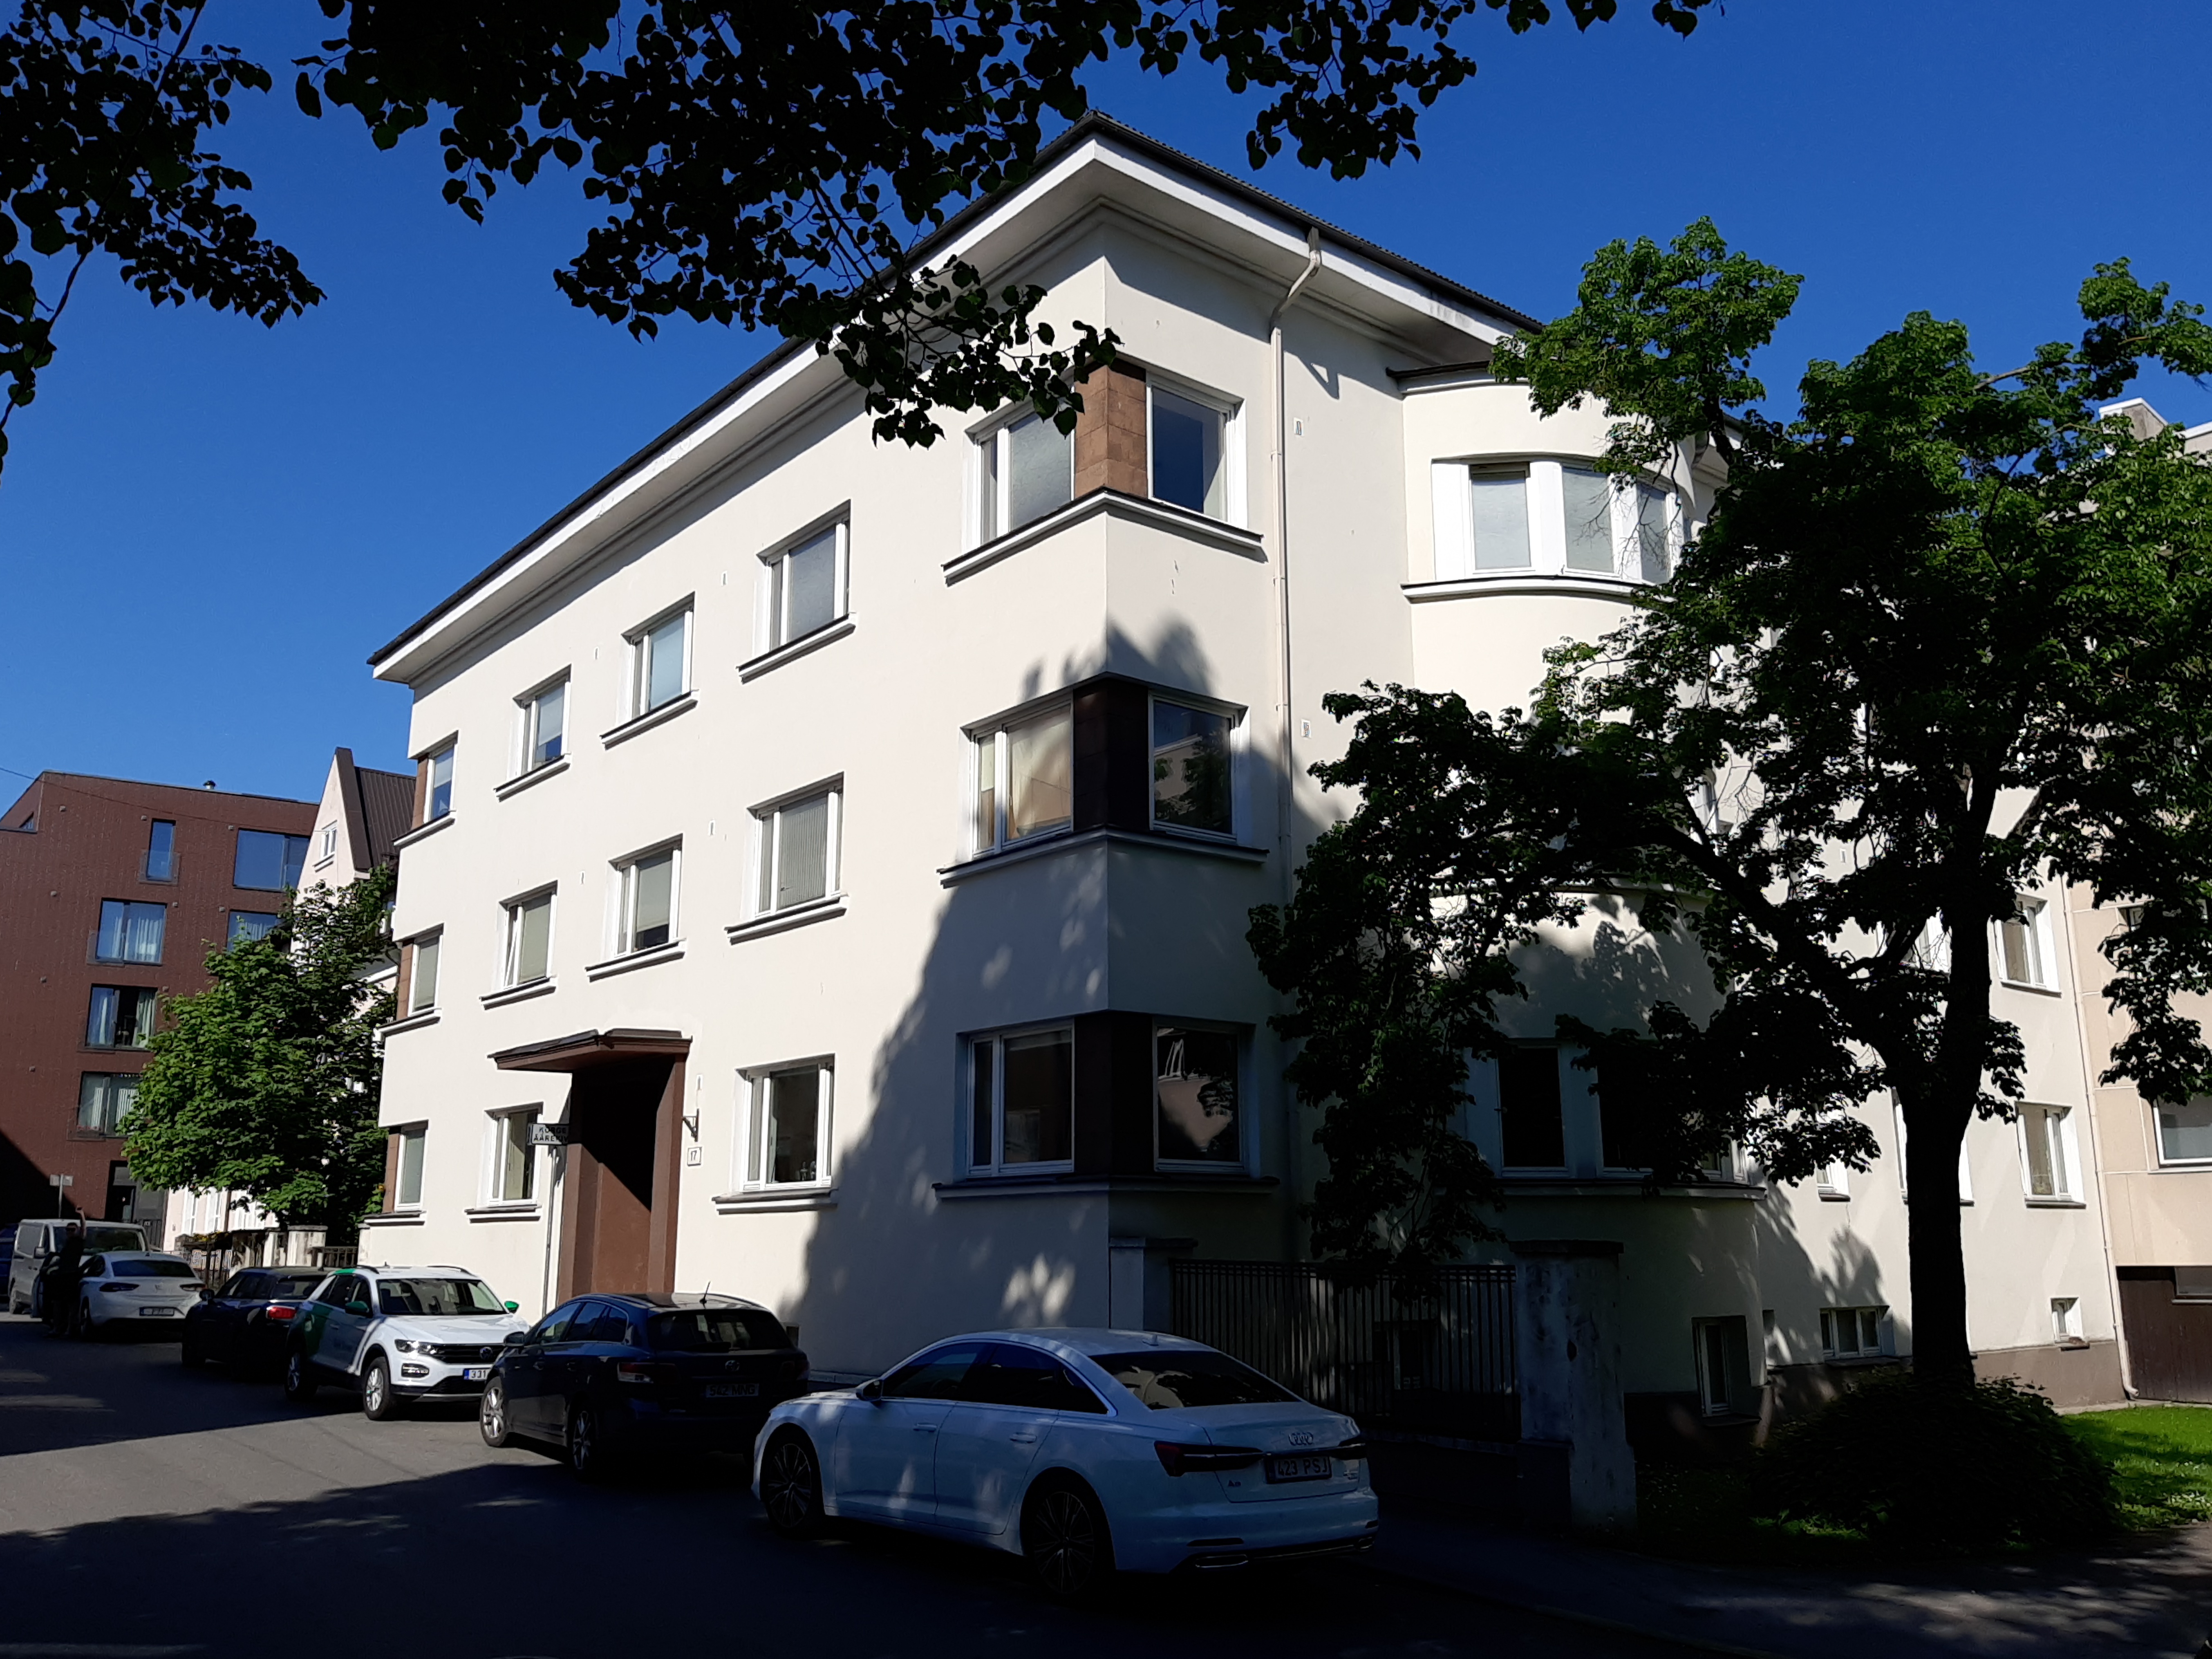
(1496, 1175, 1768, 1200)
(481, 978, 556, 1009)
(377, 1010, 441, 1038)
(2024, 1196, 2087, 1208)
(1817, 1188, 1850, 1202)
(1404, 571, 1645, 604)
(495, 758, 570, 801)
(464, 1202, 542, 1222)
(712, 1187, 837, 1213)
(584, 941, 685, 980)
(739, 617, 856, 682)
(600, 693, 696, 749)
(361, 1210, 425, 1228)
(726, 896, 846, 944)
(945, 488, 1266, 585)
(940, 826, 1268, 885)
(392, 814, 456, 851)
(1997, 978, 2064, 998)
(312, 855, 336, 872)
(933, 1173, 1279, 1199)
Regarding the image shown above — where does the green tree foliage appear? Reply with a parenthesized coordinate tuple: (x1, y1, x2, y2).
(1252, 229, 2212, 1375)
(128, 866, 396, 1236)
(0, 0, 1716, 471)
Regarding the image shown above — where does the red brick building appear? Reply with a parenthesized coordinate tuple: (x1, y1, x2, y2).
(0, 773, 317, 1237)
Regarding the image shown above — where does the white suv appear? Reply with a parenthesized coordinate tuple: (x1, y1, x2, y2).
(282, 1264, 527, 1419)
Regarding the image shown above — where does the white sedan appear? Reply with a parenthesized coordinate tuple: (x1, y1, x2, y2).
(752, 1329, 1376, 1596)
(74, 1252, 204, 1334)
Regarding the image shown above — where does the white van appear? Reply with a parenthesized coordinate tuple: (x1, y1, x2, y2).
(7, 1220, 151, 1316)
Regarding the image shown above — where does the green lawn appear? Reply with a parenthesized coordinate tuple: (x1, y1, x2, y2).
(2063, 1404, 2212, 1531)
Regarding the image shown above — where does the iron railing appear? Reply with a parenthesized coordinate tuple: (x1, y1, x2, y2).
(1170, 1258, 1519, 1442)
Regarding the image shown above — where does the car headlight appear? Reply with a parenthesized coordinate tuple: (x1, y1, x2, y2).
(393, 1338, 416, 1354)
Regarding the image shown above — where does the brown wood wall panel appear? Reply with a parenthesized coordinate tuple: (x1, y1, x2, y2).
(2118, 1267, 2212, 1402)
(1073, 361, 1148, 498)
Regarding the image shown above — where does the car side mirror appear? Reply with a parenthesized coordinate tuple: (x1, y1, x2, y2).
(503, 1330, 528, 1346)
(855, 1379, 883, 1402)
(505, 1301, 519, 1312)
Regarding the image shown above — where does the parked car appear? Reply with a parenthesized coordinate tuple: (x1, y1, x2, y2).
(282, 1264, 526, 1418)
(181, 1266, 325, 1374)
(479, 1292, 810, 1480)
(72, 1251, 204, 1336)
(7, 1220, 151, 1317)
(753, 1330, 1375, 1596)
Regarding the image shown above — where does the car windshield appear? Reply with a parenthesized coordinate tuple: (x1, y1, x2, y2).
(378, 1278, 505, 1316)
(109, 1258, 195, 1279)
(650, 1309, 789, 1352)
(84, 1228, 145, 1252)
(1092, 1350, 1296, 1409)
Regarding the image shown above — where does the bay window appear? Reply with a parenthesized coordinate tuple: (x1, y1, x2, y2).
(1498, 1046, 1566, 1170)
(1151, 698, 1234, 836)
(1433, 457, 1682, 583)
(973, 705, 1072, 853)
(969, 1026, 1074, 1173)
(1155, 1026, 1240, 1165)
(1149, 386, 1228, 518)
(978, 411, 1072, 541)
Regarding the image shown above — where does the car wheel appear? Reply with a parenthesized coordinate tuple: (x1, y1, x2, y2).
(283, 1348, 319, 1404)
(361, 1356, 402, 1421)
(1022, 1477, 1112, 1601)
(76, 1300, 95, 1341)
(569, 1403, 616, 1483)
(760, 1431, 827, 1538)
(479, 1377, 514, 1448)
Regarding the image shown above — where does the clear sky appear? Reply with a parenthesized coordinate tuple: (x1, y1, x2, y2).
(2, 1, 2205, 803)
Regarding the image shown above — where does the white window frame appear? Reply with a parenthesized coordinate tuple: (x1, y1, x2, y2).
(968, 700, 1074, 856)
(972, 406, 1075, 547)
(514, 672, 570, 776)
(751, 781, 843, 919)
(2051, 1296, 2083, 1342)
(1146, 691, 1246, 843)
(423, 744, 456, 823)
(1817, 1159, 1852, 1201)
(966, 1023, 1077, 1178)
(502, 885, 557, 987)
(317, 823, 339, 864)
(2017, 1103, 2081, 1202)
(1431, 456, 1682, 585)
(483, 1106, 542, 1206)
(1995, 895, 2058, 991)
(2154, 1096, 2212, 1167)
(737, 1058, 835, 1193)
(1820, 1305, 1889, 1360)
(407, 930, 442, 1014)
(1152, 1020, 1252, 1173)
(625, 601, 694, 720)
(757, 514, 850, 654)
(1144, 372, 1247, 528)
(609, 839, 682, 956)
(392, 1124, 427, 1210)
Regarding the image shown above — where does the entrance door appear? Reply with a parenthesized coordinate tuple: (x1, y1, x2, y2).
(2118, 1267, 2212, 1402)
(557, 1058, 684, 1299)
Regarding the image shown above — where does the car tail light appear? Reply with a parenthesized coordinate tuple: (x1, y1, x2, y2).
(1154, 1442, 1263, 1477)
(265, 1304, 298, 1322)
(99, 1282, 139, 1294)
(616, 1362, 657, 1387)
(1332, 1438, 1368, 1461)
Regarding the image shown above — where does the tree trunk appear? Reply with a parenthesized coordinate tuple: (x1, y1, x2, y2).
(1901, 1092, 1975, 1383)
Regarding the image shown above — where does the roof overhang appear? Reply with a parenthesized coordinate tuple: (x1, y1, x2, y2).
(367, 115, 1528, 687)
(490, 1028, 692, 1072)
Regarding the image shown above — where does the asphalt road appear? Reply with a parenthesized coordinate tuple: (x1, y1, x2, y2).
(0, 1312, 1697, 1659)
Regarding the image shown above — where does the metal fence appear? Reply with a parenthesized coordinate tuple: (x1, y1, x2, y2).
(311, 1246, 358, 1269)
(1170, 1259, 1519, 1442)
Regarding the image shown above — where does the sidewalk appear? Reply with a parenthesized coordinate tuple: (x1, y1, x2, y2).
(1367, 1502, 2212, 1659)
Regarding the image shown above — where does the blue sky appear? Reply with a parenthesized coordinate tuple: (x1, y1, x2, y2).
(2, 1, 2205, 802)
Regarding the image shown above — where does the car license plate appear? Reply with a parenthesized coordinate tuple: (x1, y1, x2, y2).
(138, 1307, 177, 1318)
(703, 1381, 759, 1399)
(462, 1367, 490, 1382)
(1265, 1453, 1332, 1483)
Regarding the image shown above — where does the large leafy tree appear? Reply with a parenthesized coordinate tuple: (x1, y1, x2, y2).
(0, 0, 1714, 471)
(1251, 224, 2212, 1377)
(128, 866, 396, 1237)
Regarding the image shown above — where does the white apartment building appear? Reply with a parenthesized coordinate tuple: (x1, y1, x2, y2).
(364, 116, 2121, 1426)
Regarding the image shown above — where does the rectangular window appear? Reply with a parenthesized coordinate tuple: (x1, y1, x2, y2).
(1151, 698, 1234, 836)
(77, 1073, 138, 1135)
(969, 1027, 1074, 1173)
(619, 845, 678, 951)
(424, 746, 455, 823)
(630, 607, 691, 716)
(1498, 1047, 1565, 1170)
(755, 791, 838, 915)
(505, 890, 555, 985)
(228, 911, 280, 946)
(2021, 1104, 2075, 1199)
(1561, 465, 1614, 573)
(1693, 1316, 1752, 1415)
(1635, 482, 1673, 583)
(85, 986, 157, 1049)
(1469, 465, 1532, 570)
(318, 824, 338, 863)
(1594, 1061, 1645, 1171)
(1820, 1306, 1887, 1359)
(95, 900, 165, 964)
(1149, 386, 1227, 519)
(521, 679, 566, 772)
(973, 705, 1073, 852)
(980, 411, 1073, 541)
(497, 1110, 539, 1203)
(2156, 1098, 2212, 1165)
(234, 829, 309, 892)
(409, 934, 441, 1014)
(144, 820, 175, 881)
(2051, 1296, 2082, 1341)
(744, 1063, 831, 1188)
(765, 523, 846, 649)
(1999, 897, 2052, 988)
(396, 1127, 426, 1208)
(1817, 1159, 1852, 1199)
(1155, 1026, 1241, 1166)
